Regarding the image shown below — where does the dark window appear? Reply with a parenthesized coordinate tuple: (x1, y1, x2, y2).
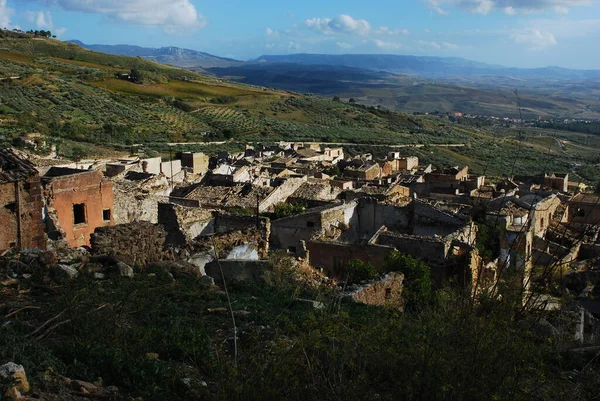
(306, 221, 316, 228)
(575, 208, 586, 217)
(9, 242, 16, 248)
(385, 288, 392, 299)
(4, 202, 16, 213)
(288, 246, 297, 253)
(103, 209, 111, 221)
(73, 203, 86, 225)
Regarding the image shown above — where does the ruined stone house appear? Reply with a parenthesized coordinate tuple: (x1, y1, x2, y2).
(271, 197, 477, 282)
(42, 167, 114, 247)
(567, 194, 600, 227)
(0, 148, 45, 251)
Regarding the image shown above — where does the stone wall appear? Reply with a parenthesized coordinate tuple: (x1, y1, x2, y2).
(0, 176, 46, 251)
(91, 221, 166, 266)
(204, 260, 272, 284)
(259, 177, 305, 212)
(158, 203, 215, 245)
(215, 213, 270, 239)
(375, 231, 449, 263)
(345, 272, 404, 310)
(112, 177, 170, 225)
(306, 240, 393, 278)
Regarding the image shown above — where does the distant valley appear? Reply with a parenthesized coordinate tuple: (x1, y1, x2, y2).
(67, 41, 600, 119)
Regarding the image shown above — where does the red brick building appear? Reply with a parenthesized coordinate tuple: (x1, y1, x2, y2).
(0, 149, 46, 251)
(42, 167, 114, 247)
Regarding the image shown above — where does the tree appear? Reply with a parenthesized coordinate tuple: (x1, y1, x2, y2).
(595, 181, 600, 195)
(348, 98, 356, 104)
(384, 251, 433, 310)
(332, 96, 340, 102)
(343, 259, 378, 284)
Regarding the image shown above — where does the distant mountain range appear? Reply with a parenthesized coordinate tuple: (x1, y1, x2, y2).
(253, 54, 600, 80)
(68, 41, 242, 69)
(70, 41, 600, 81)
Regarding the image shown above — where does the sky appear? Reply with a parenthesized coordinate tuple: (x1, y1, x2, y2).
(1, 0, 600, 69)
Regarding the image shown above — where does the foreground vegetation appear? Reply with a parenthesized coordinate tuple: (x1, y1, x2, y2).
(1, 252, 598, 401)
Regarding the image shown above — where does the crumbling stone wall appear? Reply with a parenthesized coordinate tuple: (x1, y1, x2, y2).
(215, 213, 270, 239)
(307, 240, 393, 279)
(346, 272, 404, 310)
(375, 231, 449, 263)
(259, 178, 306, 212)
(112, 176, 170, 224)
(43, 170, 114, 248)
(91, 221, 166, 266)
(0, 176, 46, 251)
(158, 203, 215, 245)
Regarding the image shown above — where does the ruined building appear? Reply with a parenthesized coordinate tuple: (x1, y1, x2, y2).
(42, 167, 114, 247)
(0, 149, 45, 251)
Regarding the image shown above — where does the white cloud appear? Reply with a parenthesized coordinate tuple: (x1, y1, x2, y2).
(0, 0, 16, 29)
(265, 27, 280, 38)
(336, 41, 352, 49)
(25, 10, 53, 29)
(375, 26, 410, 35)
(24, 9, 68, 36)
(527, 18, 600, 37)
(510, 28, 557, 49)
(26, 0, 206, 28)
(442, 41, 460, 49)
(288, 40, 299, 50)
(418, 40, 442, 49)
(374, 39, 407, 50)
(305, 14, 371, 36)
(427, 0, 592, 15)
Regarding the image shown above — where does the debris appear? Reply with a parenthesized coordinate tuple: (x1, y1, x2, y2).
(0, 363, 30, 400)
(116, 261, 134, 278)
(55, 264, 79, 279)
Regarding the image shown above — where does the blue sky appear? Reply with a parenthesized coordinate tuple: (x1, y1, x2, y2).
(1, 0, 600, 69)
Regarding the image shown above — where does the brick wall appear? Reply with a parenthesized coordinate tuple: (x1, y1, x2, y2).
(44, 170, 114, 248)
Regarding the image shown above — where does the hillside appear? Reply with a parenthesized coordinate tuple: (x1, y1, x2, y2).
(207, 63, 600, 120)
(0, 32, 598, 183)
(68, 41, 243, 69)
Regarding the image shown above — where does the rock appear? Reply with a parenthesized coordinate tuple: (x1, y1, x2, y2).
(116, 262, 134, 278)
(71, 380, 99, 393)
(0, 363, 30, 398)
(37, 250, 57, 268)
(93, 273, 106, 280)
(56, 264, 79, 279)
(82, 263, 103, 276)
(0, 277, 19, 287)
(199, 275, 215, 286)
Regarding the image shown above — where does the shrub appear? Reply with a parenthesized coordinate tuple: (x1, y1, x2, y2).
(343, 259, 378, 284)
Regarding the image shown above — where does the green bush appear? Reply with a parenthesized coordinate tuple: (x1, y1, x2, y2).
(343, 259, 378, 284)
(383, 251, 433, 309)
